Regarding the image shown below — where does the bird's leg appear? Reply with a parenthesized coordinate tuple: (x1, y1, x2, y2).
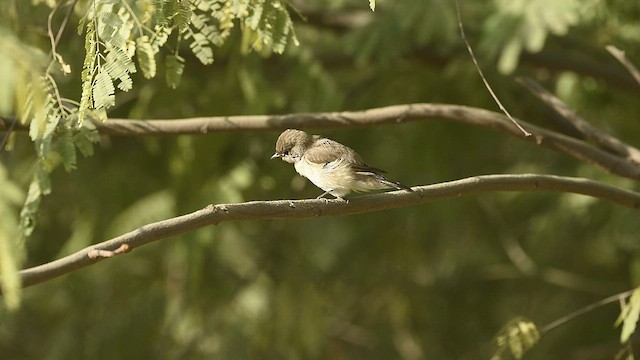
(316, 189, 333, 199)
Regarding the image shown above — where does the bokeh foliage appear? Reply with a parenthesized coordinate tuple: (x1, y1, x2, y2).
(1, 0, 640, 358)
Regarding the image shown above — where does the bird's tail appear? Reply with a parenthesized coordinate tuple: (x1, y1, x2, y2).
(379, 178, 414, 192)
(353, 165, 414, 192)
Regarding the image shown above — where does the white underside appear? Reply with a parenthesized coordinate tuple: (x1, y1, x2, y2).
(294, 157, 387, 198)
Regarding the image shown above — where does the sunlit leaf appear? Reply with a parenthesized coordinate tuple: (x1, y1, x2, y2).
(492, 317, 540, 359)
(616, 287, 640, 343)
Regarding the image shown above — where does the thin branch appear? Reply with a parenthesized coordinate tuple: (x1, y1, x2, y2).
(479, 264, 622, 295)
(15, 174, 640, 289)
(454, 0, 531, 137)
(540, 288, 637, 335)
(606, 45, 640, 86)
(517, 77, 640, 164)
(54, 0, 79, 48)
(3, 104, 640, 180)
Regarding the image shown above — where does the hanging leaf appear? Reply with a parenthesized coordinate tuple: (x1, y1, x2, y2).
(73, 120, 100, 157)
(136, 36, 157, 78)
(188, 32, 214, 64)
(104, 45, 136, 91)
(492, 317, 540, 359)
(166, 53, 185, 89)
(92, 67, 115, 110)
(54, 127, 77, 172)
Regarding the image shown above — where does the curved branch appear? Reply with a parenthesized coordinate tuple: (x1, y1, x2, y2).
(517, 77, 640, 164)
(3, 103, 640, 179)
(16, 174, 640, 289)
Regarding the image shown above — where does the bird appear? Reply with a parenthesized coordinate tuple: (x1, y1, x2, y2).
(271, 129, 413, 201)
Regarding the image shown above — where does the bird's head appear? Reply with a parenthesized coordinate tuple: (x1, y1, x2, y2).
(271, 129, 312, 164)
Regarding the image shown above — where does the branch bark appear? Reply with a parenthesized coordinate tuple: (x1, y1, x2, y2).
(517, 77, 640, 164)
(3, 103, 640, 180)
(16, 174, 640, 290)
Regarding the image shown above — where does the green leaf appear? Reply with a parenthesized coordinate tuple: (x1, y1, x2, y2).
(240, 0, 296, 55)
(92, 67, 115, 110)
(188, 32, 214, 64)
(136, 36, 157, 79)
(485, 0, 582, 74)
(0, 164, 24, 310)
(19, 166, 50, 238)
(173, 0, 192, 32)
(97, 9, 126, 47)
(104, 45, 136, 91)
(617, 288, 640, 343)
(79, 21, 97, 125)
(54, 127, 77, 172)
(73, 121, 100, 157)
(165, 53, 185, 89)
(492, 317, 540, 359)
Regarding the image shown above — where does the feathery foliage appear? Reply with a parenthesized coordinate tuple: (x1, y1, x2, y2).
(492, 317, 540, 359)
(165, 53, 185, 88)
(2, 0, 302, 309)
(616, 287, 640, 344)
(482, 0, 588, 73)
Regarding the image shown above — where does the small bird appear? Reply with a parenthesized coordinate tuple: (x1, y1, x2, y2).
(271, 129, 413, 200)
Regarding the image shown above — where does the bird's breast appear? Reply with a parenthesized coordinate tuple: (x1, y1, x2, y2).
(294, 158, 355, 195)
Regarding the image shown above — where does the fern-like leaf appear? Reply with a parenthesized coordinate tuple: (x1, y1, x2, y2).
(54, 126, 77, 172)
(79, 21, 97, 125)
(92, 67, 115, 110)
(173, 0, 192, 32)
(105, 45, 136, 91)
(73, 119, 100, 157)
(188, 32, 214, 64)
(165, 53, 185, 89)
(136, 36, 157, 78)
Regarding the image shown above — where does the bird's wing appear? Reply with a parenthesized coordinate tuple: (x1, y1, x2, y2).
(305, 138, 388, 174)
(304, 138, 361, 164)
(351, 163, 387, 175)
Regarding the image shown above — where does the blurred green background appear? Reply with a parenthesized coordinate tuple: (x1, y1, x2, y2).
(2, 0, 640, 358)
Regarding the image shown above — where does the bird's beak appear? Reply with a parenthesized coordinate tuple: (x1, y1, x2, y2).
(270, 153, 281, 159)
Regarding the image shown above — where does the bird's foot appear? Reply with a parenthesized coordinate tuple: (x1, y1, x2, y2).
(316, 189, 333, 199)
(317, 190, 349, 203)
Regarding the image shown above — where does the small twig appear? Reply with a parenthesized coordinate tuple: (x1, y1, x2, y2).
(0, 116, 18, 155)
(517, 77, 640, 164)
(454, 0, 531, 137)
(606, 45, 640, 86)
(87, 244, 130, 259)
(12, 174, 640, 289)
(540, 288, 637, 335)
(47, 0, 79, 59)
(479, 264, 621, 294)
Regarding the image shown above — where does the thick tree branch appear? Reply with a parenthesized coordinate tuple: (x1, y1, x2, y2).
(3, 104, 640, 180)
(517, 77, 640, 164)
(15, 174, 640, 290)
